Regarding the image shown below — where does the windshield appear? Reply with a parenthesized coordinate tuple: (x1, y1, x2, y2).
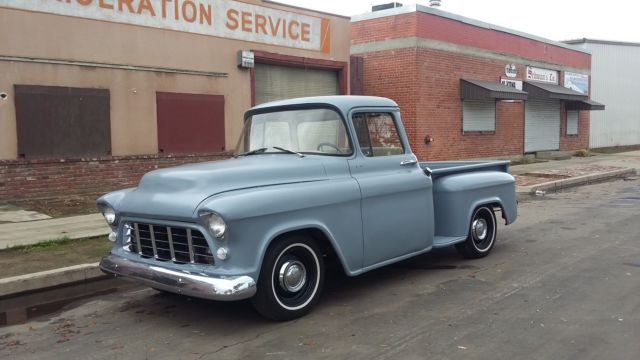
(235, 108, 353, 156)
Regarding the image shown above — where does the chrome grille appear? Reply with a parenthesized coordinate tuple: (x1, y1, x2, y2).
(125, 222, 214, 265)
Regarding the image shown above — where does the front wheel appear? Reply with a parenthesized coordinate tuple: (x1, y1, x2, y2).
(455, 206, 497, 259)
(252, 235, 325, 321)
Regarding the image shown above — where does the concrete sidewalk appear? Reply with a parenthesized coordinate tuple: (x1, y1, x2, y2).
(511, 150, 640, 195)
(0, 213, 110, 249)
(0, 150, 638, 299)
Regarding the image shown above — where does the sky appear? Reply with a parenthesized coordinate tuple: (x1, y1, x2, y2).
(274, 0, 640, 43)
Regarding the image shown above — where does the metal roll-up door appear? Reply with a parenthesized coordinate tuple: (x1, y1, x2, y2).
(525, 100, 561, 152)
(462, 100, 496, 132)
(255, 63, 339, 105)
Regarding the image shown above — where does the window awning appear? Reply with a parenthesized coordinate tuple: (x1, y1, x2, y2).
(460, 79, 528, 100)
(566, 99, 606, 111)
(523, 81, 587, 101)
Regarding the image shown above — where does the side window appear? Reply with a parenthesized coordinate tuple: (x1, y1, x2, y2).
(462, 100, 496, 132)
(352, 113, 404, 157)
(566, 110, 579, 135)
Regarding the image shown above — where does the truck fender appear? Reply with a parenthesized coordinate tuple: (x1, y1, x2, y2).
(255, 221, 354, 281)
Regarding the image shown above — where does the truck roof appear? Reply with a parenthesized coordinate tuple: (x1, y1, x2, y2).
(248, 95, 399, 114)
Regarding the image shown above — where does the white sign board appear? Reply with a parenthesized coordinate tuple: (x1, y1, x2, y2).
(526, 66, 558, 84)
(0, 0, 331, 52)
(501, 78, 523, 91)
(564, 72, 589, 94)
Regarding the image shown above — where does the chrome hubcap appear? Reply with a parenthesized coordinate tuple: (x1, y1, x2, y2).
(473, 218, 488, 240)
(279, 260, 307, 292)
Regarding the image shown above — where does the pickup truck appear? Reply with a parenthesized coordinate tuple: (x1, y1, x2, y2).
(98, 96, 517, 321)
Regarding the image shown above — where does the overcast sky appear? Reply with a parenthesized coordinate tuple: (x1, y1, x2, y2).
(275, 0, 640, 43)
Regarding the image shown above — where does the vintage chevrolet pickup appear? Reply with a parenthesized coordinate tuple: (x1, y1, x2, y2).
(99, 96, 517, 320)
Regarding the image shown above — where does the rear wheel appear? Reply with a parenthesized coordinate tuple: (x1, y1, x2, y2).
(252, 235, 325, 321)
(455, 206, 497, 259)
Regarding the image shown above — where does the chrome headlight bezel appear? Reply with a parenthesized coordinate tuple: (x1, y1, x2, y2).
(202, 212, 227, 239)
(98, 204, 118, 226)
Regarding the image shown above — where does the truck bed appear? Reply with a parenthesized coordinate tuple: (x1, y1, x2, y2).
(420, 160, 511, 179)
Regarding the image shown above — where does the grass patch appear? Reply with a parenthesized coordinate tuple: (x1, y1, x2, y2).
(8, 236, 75, 253)
(0, 236, 112, 278)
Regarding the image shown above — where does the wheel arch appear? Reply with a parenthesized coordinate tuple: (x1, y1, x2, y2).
(256, 224, 351, 282)
(468, 198, 504, 224)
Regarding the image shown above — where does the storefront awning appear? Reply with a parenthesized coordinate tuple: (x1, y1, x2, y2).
(460, 79, 528, 100)
(566, 99, 606, 111)
(523, 81, 587, 101)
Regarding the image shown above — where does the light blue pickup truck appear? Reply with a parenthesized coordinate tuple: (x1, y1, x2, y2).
(99, 96, 517, 320)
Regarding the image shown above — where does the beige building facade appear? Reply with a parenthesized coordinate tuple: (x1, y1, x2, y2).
(0, 0, 350, 200)
(0, 0, 350, 160)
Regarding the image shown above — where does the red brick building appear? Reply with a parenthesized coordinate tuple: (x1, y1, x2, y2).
(351, 5, 604, 160)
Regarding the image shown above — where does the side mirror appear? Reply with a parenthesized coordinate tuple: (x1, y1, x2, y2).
(424, 167, 432, 178)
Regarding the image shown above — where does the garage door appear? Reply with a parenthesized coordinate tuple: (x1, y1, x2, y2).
(255, 63, 339, 105)
(525, 100, 561, 152)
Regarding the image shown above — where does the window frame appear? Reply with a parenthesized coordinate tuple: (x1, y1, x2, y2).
(239, 105, 355, 157)
(566, 109, 579, 136)
(462, 99, 497, 133)
(351, 111, 406, 158)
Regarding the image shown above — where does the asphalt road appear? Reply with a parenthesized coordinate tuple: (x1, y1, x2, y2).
(2, 177, 639, 360)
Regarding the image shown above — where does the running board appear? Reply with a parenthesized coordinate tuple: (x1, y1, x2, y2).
(433, 235, 467, 248)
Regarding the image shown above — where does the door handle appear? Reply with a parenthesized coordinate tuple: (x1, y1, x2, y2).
(400, 159, 418, 166)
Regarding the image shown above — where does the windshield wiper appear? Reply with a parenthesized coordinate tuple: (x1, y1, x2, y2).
(273, 146, 305, 158)
(234, 147, 268, 158)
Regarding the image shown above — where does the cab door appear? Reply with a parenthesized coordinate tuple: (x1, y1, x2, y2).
(348, 110, 434, 268)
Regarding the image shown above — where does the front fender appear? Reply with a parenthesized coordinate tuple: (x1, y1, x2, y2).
(198, 178, 363, 279)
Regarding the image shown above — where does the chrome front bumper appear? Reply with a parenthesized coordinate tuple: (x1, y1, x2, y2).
(99, 254, 256, 301)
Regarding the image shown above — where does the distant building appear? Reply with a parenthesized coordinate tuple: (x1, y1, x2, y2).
(564, 39, 640, 149)
(351, 5, 605, 160)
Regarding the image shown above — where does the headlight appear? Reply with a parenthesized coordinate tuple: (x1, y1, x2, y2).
(100, 205, 117, 225)
(206, 212, 226, 238)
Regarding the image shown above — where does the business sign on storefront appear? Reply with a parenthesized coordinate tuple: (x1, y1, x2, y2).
(501, 78, 523, 90)
(564, 72, 589, 94)
(0, 0, 331, 52)
(504, 64, 517, 78)
(526, 66, 558, 84)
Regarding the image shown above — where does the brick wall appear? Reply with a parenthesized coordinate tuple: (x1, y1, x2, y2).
(360, 47, 528, 160)
(352, 10, 593, 160)
(352, 11, 591, 69)
(0, 153, 230, 202)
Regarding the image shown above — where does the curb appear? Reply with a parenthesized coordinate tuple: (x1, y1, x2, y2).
(0, 262, 104, 298)
(517, 168, 636, 194)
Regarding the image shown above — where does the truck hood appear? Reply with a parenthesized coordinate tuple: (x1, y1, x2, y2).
(118, 156, 327, 220)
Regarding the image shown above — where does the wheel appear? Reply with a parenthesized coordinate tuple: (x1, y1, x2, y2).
(455, 206, 497, 259)
(316, 142, 342, 153)
(252, 235, 325, 321)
